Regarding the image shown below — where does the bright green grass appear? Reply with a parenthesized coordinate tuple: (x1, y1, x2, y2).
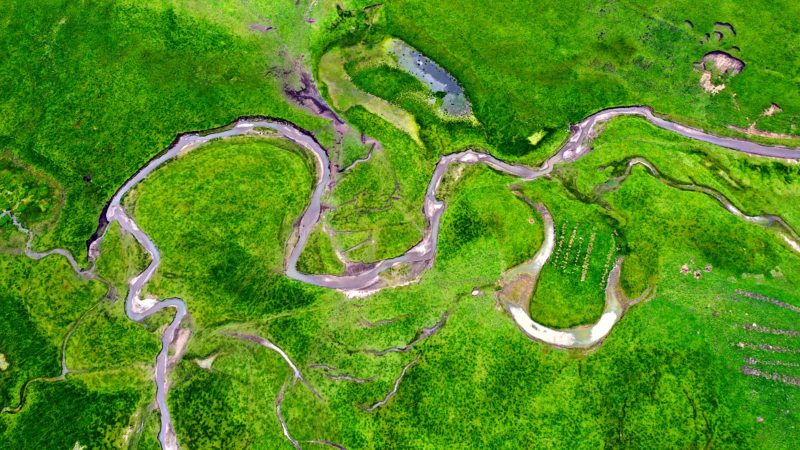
(351, 64, 429, 104)
(297, 227, 345, 275)
(608, 166, 793, 298)
(66, 299, 161, 372)
(568, 116, 800, 231)
(0, 0, 326, 258)
(96, 221, 150, 292)
(549, 116, 800, 294)
(0, 370, 152, 448)
(265, 154, 799, 448)
(319, 44, 422, 144)
(0, 254, 106, 409)
(519, 180, 618, 328)
(326, 106, 429, 262)
(4, 1, 800, 448)
(127, 137, 317, 326)
(376, 0, 800, 157)
(38, 127, 799, 448)
(169, 333, 304, 449)
(238, 190, 771, 448)
(142, 159, 540, 448)
(0, 156, 60, 228)
(437, 165, 541, 268)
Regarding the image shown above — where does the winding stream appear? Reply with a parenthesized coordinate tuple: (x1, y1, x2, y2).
(606, 157, 800, 248)
(5, 105, 799, 449)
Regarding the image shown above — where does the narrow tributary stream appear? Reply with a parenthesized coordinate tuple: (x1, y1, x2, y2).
(6, 106, 800, 449)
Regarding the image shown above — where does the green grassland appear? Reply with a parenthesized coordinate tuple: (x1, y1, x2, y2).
(285, 148, 799, 448)
(2, 0, 800, 448)
(66, 299, 161, 372)
(125, 137, 317, 327)
(115, 132, 800, 447)
(324, 106, 430, 262)
(96, 221, 151, 294)
(0, 0, 329, 258)
(1, 372, 152, 449)
(376, 0, 800, 156)
(516, 116, 800, 327)
(3, 0, 799, 254)
(0, 254, 105, 409)
(319, 44, 422, 144)
(296, 228, 345, 276)
(169, 337, 293, 448)
(0, 155, 61, 229)
(519, 181, 618, 328)
(0, 246, 156, 447)
(569, 117, 800, 231)
(156, 162, 542, 448)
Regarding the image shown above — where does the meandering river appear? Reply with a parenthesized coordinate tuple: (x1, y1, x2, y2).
(12, 106, 795, 449)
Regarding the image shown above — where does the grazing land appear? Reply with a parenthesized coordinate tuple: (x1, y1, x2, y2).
(1, 1, 799, 449)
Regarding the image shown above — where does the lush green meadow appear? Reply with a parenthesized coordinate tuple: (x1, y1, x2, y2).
(0, 243, 156, 447)
(0, 0, 329, 258)
(126, 137, 318, 327)
(111, 131, 799, 447)
(2, 0, 800, 448)
(378, 0, 800, 157)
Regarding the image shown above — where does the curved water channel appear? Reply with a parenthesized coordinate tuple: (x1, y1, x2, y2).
(94, 106, 800, 447)
(6, 106, 798, 448)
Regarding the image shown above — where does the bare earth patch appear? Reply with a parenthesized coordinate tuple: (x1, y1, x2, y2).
(742, 366, 800, 387)
(0, 353, 8, 371)
(700, 51, 744, 75)
(699, 71, 727, 94)
(696, 51, 744, 94)
(763, 103, 783, 117)
(167, 327, 191, 368)
(194, 353, 218, 370)
(728, 103, 800, 139)
(498, 274, 536, 310)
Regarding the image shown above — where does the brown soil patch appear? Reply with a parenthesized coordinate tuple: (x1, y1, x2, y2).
(742, 323, 800, 337)
(249, 23, 273, 33)
(696, 51, 744, 94)
(736, 289, 800, 314)
(742, 366, 800, 387)
(700, 51, 745, 75)
(498, 275, 535, 311)
(763, 103, 783, 117)
(699, 72, 726, 94)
